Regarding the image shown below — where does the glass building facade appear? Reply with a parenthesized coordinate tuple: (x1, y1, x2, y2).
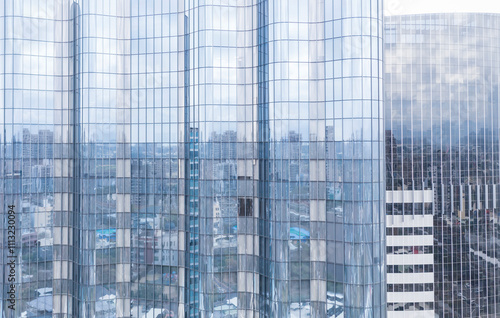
(385, 13, 500, 317)
(0, 0, 384, 317)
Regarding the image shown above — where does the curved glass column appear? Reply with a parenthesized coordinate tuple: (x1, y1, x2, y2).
(0, 1, 70, 316)
(182, 1, 262, 316)
(263, 0, 385, 317)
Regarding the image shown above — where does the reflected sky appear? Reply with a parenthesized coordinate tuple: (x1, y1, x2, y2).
(385, 13, 500, 146)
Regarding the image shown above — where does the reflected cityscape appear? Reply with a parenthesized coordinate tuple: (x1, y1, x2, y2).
(0, 0, 385, 317)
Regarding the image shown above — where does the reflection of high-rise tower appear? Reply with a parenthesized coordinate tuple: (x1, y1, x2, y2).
(385, 13, 500, 317)
(186, 127, 200, 315)
(213, 200, 221, 234)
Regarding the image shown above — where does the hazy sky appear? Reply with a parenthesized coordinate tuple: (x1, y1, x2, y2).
(385, 0, 500, 16)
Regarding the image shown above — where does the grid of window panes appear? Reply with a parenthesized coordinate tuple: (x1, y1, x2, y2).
(0, 1, 67, 316)
(263, 0, 385, 317)
(0, 0, 386, 317)
(183, 1, 262, 316)
(385, 13, 500, 317)
(128, 0, 182, 317)
(77, 1, 124, 316)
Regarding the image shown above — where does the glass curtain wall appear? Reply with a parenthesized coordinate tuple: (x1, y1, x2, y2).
(0, 1, 70, 316)
(385, 13, 500, 317)
(0, 0, 385, 317)
(263, 0, 385, 317)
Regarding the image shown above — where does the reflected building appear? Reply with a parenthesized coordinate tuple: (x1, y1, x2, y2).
(0, 0, 384, 317)
(385, 13, 500, 317)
